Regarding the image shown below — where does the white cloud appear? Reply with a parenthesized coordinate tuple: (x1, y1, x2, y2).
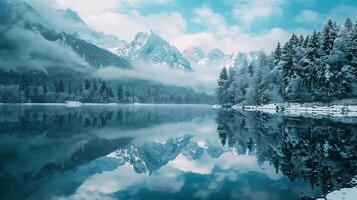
(83, 10, 186, 41)
(193, 6, 240, 37)
(294, 10, 320, 24)
(232, 0, 286, 24)
(173, 6, 291, 54)
(54, 1, 290, 54)
(55, 0, 182, 41)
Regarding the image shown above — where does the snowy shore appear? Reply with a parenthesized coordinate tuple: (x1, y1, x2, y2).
(212, 101, 357, 118)
(236, 103, 357, 117)
(316, 176, 357, 200)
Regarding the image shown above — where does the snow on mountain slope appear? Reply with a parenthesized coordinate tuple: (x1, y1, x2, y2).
(60, 8, 124, 49)
(111, 31, 192, 71)
(0, 0, 132, 70)
(183, 47, 205, 63)
(183, 47, 229, 66)
(107, 136, 193, 174)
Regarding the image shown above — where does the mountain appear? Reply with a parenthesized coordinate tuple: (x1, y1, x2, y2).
(182, 47, 205, 63)
(38, 25, 132, 69)
(183, 47, 229, 66)
(108, 136, 192, 174)
(60, 8, 126, 49)
(111, 31, 192, 71)
(107, 136, 226, 175)
(0, 0, 131, 71)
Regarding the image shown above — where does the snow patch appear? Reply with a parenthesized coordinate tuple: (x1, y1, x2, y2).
(211, 104, 221, 109)
(66, 101, 83, 107)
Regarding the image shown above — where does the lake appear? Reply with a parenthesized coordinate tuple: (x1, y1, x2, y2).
(0, 104, 356, 200)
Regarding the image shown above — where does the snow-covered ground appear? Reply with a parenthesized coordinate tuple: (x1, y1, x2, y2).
(317, 187, 357, 200)
(234, 103, 357, 118)
(317, 176, 357, 200)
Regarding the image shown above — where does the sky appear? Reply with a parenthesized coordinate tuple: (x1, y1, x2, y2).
(51, 0, 357, 54)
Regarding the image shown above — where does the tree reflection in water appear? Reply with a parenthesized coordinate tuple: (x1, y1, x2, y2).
(216, 109, 357, 195)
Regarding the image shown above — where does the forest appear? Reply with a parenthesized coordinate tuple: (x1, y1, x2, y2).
(0, 70, 213, 104)
(217, 18, 357, 106)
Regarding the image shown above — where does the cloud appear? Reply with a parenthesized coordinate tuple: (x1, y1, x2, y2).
(54, 0, 290, 54)
(83, 10, 186, 41)
(231, 0, 286, 24)
(294, 10, 320, 24)
(93, 60, 221, 94)
(54, 0, 182, 41)
(0, 26, 90, 73)
(193, 6, 240, 37)
(173, 6, 291, 54)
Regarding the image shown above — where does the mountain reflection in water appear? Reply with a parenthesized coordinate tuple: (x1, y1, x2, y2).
(0, 105, 356, 200)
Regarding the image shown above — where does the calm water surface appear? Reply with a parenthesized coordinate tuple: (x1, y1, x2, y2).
(0, 104, 356, 200)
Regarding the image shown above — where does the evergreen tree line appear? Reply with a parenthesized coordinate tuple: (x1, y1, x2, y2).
(218, 18, 357, 105)
(0, 70, 213, 104)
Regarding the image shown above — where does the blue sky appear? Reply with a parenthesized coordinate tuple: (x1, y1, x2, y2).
(52, 0, 357, 53)
(135, 0, 357, 33)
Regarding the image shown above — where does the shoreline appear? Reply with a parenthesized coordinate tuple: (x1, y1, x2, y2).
(0, 102, 211, 107)
(212, 102, 357, 118)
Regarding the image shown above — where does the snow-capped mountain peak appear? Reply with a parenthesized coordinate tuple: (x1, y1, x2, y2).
(112, 31, 192, 71)
(183, 47, 205, 63)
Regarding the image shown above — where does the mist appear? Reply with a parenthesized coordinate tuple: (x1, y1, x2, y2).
(0, 0, 92, 73)
(94, 60, 222, 94)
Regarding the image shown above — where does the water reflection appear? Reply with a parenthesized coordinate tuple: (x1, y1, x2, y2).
(0, 105, 356, 200)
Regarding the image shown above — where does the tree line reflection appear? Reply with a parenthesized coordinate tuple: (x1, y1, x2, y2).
(216, 110, 357, 194)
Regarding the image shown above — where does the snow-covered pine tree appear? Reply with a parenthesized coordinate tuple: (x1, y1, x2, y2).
(273, 42, 282, 65)
(281, 35, 297, 100)
(318, 20, 339, 99)
(225, 67, 237, 105)
(321, 19, 338, 56)
(217, 67, 229, 105)
(344, 18, 353, 32)
(344, 20, 357, 96)
(300, 30, 321, 101)
(347, 21, 357, 67)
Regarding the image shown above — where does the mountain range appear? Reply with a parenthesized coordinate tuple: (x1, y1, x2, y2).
(110, 31, 193, 71)
(1, 0, 233, 73)
(183, 47, 229, 66)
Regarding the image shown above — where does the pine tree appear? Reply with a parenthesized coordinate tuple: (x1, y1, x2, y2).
(344, 18, 353, 32)
(273, 42, 282, 65)
(298, 35, 305, 46)
(282, 55, 294, 98)
(303, 35, 310, 48)
(321, 19, 338, 56)
(117, 85, 124, 102)
(226, 67, 237, 105)
(84, 79, 91, 90)
(217, 67, 228, 105)
(303, 30, 321, 100)
(348, 21, 357, 67)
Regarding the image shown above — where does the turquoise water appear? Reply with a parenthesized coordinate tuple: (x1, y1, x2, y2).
(0, 105, 356, 200)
